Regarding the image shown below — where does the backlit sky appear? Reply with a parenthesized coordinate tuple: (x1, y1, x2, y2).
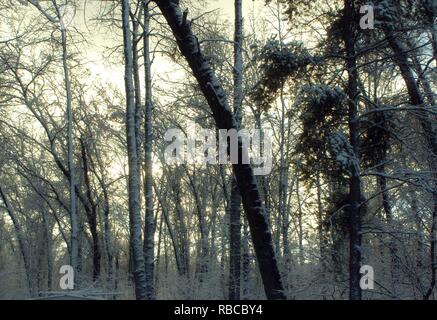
(66, 0, 268, 91)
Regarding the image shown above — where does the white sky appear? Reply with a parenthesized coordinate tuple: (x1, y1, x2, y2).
(67, 0, 268, 91)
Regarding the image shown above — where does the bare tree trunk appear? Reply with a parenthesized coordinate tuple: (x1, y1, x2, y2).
(376, 162, 398, 294)
(60, 25, 79, 287)
(79, 138, 101, 282)
(229, 177, 242, 299)
(432, 23, 437, 67)
(229, 0, 243, 301)
(122, 0, 147, 300)
(91, 136, 114, 290)
(316, 171, 329, 298)
(132, 11, 143, 171)
(342, 0, 362, 300)
(0, 187, 34, 296)
(155, 183, 183, 276)
(42, 211, 52, 291)
(152, 0, 285, 299)
(114, 251, 120, 299)
(407, 40, 436, 107)
(155, 208, 163, 292)
(143, 0, 155, 300)
(423, 3, 437, 66)
(242, 217, 250, 299)
(185, 167, 209, 281)
(279, 88, 290, 265)
(102, 183, 113, 290)
(295, 170, 304, 266)
(382, 22, 437, 300)
(172, 178, 190, 278)
(410, 193, 424, 269)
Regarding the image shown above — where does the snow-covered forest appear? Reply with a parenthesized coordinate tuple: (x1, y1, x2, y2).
(0, 0, 436, 300)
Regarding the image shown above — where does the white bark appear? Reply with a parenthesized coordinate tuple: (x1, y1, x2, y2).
(122, 0, 147, 300)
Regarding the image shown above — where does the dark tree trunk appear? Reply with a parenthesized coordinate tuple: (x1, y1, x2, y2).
(242, 218, 250, 300)
(153, 0, 285, 300)
(42, 211, 53, 291)
(377, 163, 399, 293)
(79, 138, 101, 282)
(171, 177, 190, 278)
(342, 0, 362, 300)
(186, 167, 209, 281)
(382, 22, 437, 300)
(229, 176, 242, 299)
(143, 0, 155, 300)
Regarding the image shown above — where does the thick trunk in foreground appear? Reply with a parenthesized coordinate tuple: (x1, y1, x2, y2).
(342, 0, 362, 300)
(154, 0, 285, 300)
(122, 0, 147, 300)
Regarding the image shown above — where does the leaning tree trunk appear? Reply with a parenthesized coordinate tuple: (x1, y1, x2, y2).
(153, 0, 285, 300)
(382, 22, 437, 300)
(121, 0, 147, 300)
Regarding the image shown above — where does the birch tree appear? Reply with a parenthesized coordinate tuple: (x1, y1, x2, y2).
(121, 0, 147, 300)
